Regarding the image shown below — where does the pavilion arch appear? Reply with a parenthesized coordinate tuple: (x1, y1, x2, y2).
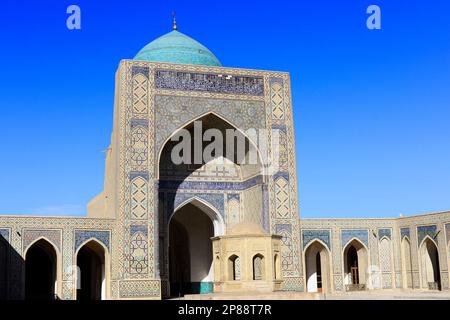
(303, 239, 332, 293)
(418, 235, 441, 290)
(74, 238, 110, 300)
(156, 111, 267, 180)
(342, 238, 369, 288)
(252, 254, 265, 280)
(228, 254, 241, 281)
(401, 236, 413, 289)
(24, 237, 60, 300)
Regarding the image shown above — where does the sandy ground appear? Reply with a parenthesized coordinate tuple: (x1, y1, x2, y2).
(175, 290, 450, 300)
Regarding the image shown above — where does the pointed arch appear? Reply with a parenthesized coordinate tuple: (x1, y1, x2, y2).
(419, 235, 441, 290)
(75, 238, 110, 300)
(304, 239, 332, 293)
(170, 196, 225, 237)
(168, 198, 217, 296)
(23, 236, 60, 258)
(157, 111, 266, 180)
(228, 254, 241, 281)
(342, 237, 369, 253)
(252, 254, 265, 280)
(304, 238, 331, 254)
(25, 238, 59, 300)
(342, 238, 369, 288)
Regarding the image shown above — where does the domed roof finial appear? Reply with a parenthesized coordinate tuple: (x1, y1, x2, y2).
(172, 11, 177, 31)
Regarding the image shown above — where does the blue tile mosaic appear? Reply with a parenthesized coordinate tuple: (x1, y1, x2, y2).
(227, 193, 240, 201)
(155, 70, 264, 96)
(130, 225, 148, 236)
(400, 227, 410, 240)
(341, 229, 369, 248)
(275, 224, 292, 234)
(168, 192, 225, 218)
(302, 230, 331, 250)
(417, 225, 437, 245)
(0, 228, 9, 241)
(74, 230, 110, 251)
(131, 119, 149, 128)
(378, 228, 391, 240)
(159, 175, 263, 191)
(271, 124, 287, 133)
(132, 66, 149, 77)
(273, 171, 289, 181)
(130, 171, 149, 181)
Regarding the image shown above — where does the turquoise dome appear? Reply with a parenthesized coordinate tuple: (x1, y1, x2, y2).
(134, 30, 221, 67)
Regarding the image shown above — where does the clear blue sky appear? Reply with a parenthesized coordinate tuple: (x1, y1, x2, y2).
(0, 0, 449, 218)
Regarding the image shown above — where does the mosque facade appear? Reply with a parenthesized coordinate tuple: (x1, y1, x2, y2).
(0, 24, 449, 300)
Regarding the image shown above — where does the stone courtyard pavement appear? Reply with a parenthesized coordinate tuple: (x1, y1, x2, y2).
(178, 290, 450, 300)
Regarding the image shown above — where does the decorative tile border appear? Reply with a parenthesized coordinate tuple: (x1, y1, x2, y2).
(155, 70, 264, 96)
(159, 175, 263, 191)
(119, 280, 160, 298)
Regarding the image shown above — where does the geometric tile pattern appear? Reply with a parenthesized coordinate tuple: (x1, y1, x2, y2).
(132, 74, 149, 115)
(270, 80, 285, 120)
(379, 237, 392, 288)
(159, 175, 264, 191)
(333, 274, 344, 291)
(129, 226, 149, 275)
(130, 126, 149, 172)
(119, 280, 160, 298)
(131, 176, 148, 219)
(22, 229, 61, 252)
(227, 198, 240, 229)
(154, 95, 266, 155)
(275, 224, 294, 272)
(275, 176, 290, 218)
